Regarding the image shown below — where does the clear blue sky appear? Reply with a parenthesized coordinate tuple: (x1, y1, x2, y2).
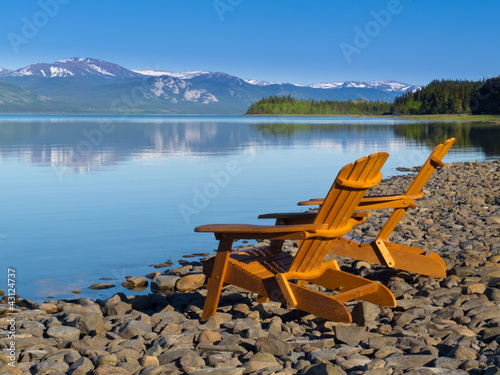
(1, 0, 499, 86)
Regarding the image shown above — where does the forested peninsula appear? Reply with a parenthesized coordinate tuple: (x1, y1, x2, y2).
(246, 78, 500, 117)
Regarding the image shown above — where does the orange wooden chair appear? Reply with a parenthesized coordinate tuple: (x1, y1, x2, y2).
(259, 138, 455, 278)
(196, 152, 396, 323)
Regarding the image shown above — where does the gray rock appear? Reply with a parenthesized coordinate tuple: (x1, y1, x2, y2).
(333, 325, 366, 347)
(302, 363, 346, 375)
(93, 353, 118, 366)
(180, 354, 205, 370)
(158, 347, 197, 365)
(88, 283, 116, 290)
(104, 301, 132, 316)
(433, 357, 462, 370)
(449, 344, 477, 360)
(244, 352, 281, 373)
(339, 358, 371, 370)
(122, 276, 148, 289)
(151, 275, 180, 291)
(483, 327, 500, 342)
(196, 343, 247, 355)
(72, 312, 105, 335)
(68, 356, 95, 374)
(368, 336, 398, 350)
(46, 325, 81, 343)
(486, 287, 500, 301)
(34, 360, 70, 374)
(117, 320, 152, 339)
(308, 350, 337, 364)
(484, 367, 500, 375)
(255, 336, 293, 357)
(395, 311, 415, 327)
(384, 354, 436, 370)
(188, 368, 245, 375)
(352, 301, 380, 324)
(176, 273, 206, 292)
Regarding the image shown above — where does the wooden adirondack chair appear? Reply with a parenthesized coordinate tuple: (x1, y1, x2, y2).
(259, 138, 455, 278)
(195, 152, 396, 323)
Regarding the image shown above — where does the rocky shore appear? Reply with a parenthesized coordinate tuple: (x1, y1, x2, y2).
(1, 160, 500, 375)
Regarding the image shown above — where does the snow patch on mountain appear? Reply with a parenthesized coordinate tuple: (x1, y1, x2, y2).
(88, 64, 115, 76)
(243, 79, 283, 86)
(308, 82, 343, 89)
(133, 69, 210, 80)
(50, 67, 74, 77)
(307, 80, 419, 92)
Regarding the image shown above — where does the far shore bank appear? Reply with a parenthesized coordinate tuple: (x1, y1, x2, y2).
(243, 113, 500, 124)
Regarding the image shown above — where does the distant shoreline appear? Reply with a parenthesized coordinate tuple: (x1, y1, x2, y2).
(244, 113, 500, 124)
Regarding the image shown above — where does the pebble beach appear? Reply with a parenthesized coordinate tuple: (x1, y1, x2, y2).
(1, 159, 500, 375)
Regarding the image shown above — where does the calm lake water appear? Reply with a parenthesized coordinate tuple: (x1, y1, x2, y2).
(1, 115, 498, 302)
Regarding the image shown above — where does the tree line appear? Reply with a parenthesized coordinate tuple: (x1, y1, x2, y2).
(246, 95, 392, 115)
(247, 78, 499, 116)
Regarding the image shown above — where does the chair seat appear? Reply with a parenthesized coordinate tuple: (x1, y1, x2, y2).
(230, 247, 294, 279)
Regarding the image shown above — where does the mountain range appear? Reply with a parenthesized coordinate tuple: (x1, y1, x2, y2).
(0, 57, 420, 114)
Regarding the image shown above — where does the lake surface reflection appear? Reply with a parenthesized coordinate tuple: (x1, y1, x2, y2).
(0, 115, 498, 301)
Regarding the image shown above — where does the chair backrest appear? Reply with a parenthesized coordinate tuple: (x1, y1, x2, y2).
(290, 152, 389, 273)
(377, 137, 455, 240)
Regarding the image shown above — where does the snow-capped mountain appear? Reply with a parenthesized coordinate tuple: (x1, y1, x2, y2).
(0, 57, 420, 114)
(243, 79, 284, 86)
(133, 69, 210, 80)
(0, 67, 13, 77)
(8, 57, 142, 78)
(309, 80, 420, 92)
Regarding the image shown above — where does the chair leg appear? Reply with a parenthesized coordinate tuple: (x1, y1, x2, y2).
(201, 238, 233, 321)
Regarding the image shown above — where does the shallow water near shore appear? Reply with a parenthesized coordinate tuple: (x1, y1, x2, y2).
(0, 115, 498, 302)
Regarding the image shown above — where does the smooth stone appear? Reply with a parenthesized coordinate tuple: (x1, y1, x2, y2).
(72, 312, 105, 335)
(117, 320, 152, 339)
(158, 347, 197, 365)
(255, 336, 293, 357)
(150, 275, 180, 291)
(176, 273, 206, 292)
(46, 325, 81, 343)
(352, 301, 380, 324)
(139, 356, 160, 367)
(449, 344, 477, 360)
(302, 363, 346, 375)
(88, 283, 116, 290)
(340, 358, 371, 370)
(333, 325, 366, 347)
(92, 365, 130, 374)
(180, 354, 206, 370)
(122, 276, 148, 289)
(198, 330, 223, 343)
(68, 357, 95, 374)
(486, 287, 500, 301)
(308, 350, 337, 364)
(368, 336, 398, 350)
(93, 353, 118, 366)
(34, 361, 70, 374)
(384, 354, 436, 370)
(38, 303, 59, 314)
(188, 368, 245, 375)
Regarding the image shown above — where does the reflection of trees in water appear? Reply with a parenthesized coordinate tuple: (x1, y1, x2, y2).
(393, 122, 500, 156)
(251, 123, 392, 138)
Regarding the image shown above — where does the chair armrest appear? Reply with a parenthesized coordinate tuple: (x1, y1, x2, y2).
(195, 223, 326, 234)
(257, 212, 317, 220)
(298, 193, 424, 209)
(195, 220, 361, 241)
